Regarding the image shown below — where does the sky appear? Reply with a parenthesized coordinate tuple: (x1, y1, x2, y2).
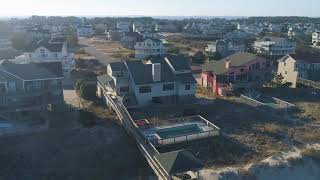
(0, 0, 319, 17)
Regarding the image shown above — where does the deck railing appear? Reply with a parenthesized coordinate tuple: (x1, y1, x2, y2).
(297, 78, 320, 89)
(147, 115, 220, 147)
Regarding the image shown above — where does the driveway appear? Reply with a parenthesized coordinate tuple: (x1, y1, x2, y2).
(64, 90, 81, 108)
(78, 38, 122, 66)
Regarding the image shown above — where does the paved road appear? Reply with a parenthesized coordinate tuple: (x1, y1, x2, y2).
(78, 38, 121, 66)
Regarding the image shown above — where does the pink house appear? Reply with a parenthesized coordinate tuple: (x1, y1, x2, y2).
(201, 52, 271, 96)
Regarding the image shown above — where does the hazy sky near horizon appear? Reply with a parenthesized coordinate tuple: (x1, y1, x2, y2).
(0, 0, 319, 17)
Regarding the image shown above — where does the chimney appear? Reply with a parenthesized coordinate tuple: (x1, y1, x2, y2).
(152, 63, 161, 82)
(225, 60, 231, 69)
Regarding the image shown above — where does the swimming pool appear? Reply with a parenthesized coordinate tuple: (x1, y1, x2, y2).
(0, 122, 13, 128)
(157, 124, 202, 139)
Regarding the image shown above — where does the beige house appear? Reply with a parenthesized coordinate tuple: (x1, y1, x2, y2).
(277, 54, 320, 88)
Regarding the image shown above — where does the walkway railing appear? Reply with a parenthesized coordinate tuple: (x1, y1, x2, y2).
(99, 84, 171, 180)
(297, 78, 320, 89)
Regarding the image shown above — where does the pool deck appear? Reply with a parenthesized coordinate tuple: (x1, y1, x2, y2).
(137, 115, 220, 147)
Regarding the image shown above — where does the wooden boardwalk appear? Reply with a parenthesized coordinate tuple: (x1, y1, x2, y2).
(100, 86, 172, 180)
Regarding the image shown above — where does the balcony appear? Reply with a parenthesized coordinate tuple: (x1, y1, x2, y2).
(0, 94, 64, 112)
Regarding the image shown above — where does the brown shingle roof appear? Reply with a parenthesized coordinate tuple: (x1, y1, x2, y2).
(202, 52, 261, 75)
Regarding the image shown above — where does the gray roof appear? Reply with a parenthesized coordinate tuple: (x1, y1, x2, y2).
(97, 74, 114, 85)
(25, 39, 64, 52)
(125, 60, 154, 85)
(137, 37, 162, 43)
(49, 36, 66, 43)
(109, 62, 127, 71)
(289, 54, 320, 63)
(155, 150, 203, 175)
(259, 36, 293, 43)
(0, 60, 63, 81)
(202, 52, 261, 75)
(164, 54, 192, 72)
(125, 56, 196, 85)
(0, 69, 18, 82)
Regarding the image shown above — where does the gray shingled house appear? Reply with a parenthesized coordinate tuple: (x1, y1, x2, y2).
(97, 55, 197, 107)
(0, 60, 64, 116)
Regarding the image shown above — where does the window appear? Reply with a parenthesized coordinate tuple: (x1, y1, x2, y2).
(7, 82, 16, 91)
(256, 63, 260, 69)
(240, 68, 244, 73)
(39, 49, 46, 57)
(285, 71, 287, 75)
(120, 86, 129, 93)
(163, 83, 174, 91)
(139, 86, 151, 93)
(185, 84, 191, 91)
(0, 84, 6, 93)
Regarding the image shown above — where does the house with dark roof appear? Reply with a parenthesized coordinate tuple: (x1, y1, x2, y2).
(201, 52, 271, 96)
(0, 60, 64, 114)
(155, 150, 203, 176)
(97, 55, 196, 107)
(134, 37, 166, 59)
(120, 31, 144, 49)
(13, 37, 75, 76)
(277, 54, 320, 88)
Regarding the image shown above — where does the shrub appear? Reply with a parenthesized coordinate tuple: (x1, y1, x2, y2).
(192, 51, 206, 64)
(78, 110, 96, 127)
(75, 79, 85, 91)
(167, 47, 180, 54)
(76, 80, 96, 100)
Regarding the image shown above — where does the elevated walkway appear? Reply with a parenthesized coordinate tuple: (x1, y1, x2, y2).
(99, 83, 206, 179)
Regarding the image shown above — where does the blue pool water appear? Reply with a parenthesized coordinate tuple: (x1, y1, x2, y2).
(0, 122, 13, 128)
(157, 124, 202, 139)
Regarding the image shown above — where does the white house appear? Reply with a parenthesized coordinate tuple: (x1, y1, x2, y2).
(253, 37, 296, 59)
(0, 30, 12, 50)
(237, 23, 263, 35)
(134, 37, 166, 59)
(77, 25, 94, 38)
(97, 55, 197, 107)
(312, 31, 320, 45)
(13, 37, 75, 76)
(0, 38, 12, 50)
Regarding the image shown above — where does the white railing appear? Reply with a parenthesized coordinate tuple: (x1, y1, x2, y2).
(149, 115, 220, 147)
(240, 95, 265, 107)
(158, 130, 219, 146)
(272, 97, 296, 109)
(297, 78, 320, 89)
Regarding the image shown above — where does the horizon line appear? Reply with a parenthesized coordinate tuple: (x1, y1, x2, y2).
(1, 15, 320, 18)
